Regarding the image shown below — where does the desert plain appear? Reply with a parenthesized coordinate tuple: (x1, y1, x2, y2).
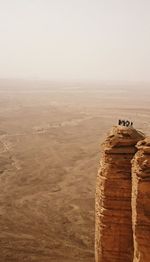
(0, 80, 150, 262)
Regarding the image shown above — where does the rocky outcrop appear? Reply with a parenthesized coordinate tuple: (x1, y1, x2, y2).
(95, 126, 144, 262)
(132, 138, 150, 262)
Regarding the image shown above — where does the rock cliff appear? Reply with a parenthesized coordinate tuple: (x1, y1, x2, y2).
(95, 126, 144, 262)
(132, 138, 150, 262)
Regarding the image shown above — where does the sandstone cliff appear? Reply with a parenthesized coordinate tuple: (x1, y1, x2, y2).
(132, 138, 150, 262)
(95, 126, 144, 262)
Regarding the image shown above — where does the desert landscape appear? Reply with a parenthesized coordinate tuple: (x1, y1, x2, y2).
(0, 79, 150, 262)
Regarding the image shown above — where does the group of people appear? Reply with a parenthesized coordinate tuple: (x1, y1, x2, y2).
(118, 119, 133, 127)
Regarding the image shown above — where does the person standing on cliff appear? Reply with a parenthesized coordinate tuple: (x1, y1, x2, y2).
(126, 120, 130, 127)
(118, 119, 126, 126)
(118, 119, 121, 125)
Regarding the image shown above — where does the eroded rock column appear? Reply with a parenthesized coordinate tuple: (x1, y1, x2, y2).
(95, 126, 144, 262)
(132, 138, 150, 262)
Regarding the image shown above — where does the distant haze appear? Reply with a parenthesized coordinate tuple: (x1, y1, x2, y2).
(0, 0, 150, 82)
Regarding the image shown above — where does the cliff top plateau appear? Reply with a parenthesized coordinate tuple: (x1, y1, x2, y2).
(136, 137, 150, 154)
(103, 126, 145, 154)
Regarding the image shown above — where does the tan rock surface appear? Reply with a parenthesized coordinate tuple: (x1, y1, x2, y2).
(95, 126, 144, 262)
(132, 138, 150, 262)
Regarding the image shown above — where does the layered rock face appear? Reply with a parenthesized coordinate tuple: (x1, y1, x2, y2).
(132, 138, 150, 262)
(95, 126, 144, 262)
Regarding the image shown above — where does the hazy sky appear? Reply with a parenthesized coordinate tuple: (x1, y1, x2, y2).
(0, 0, 150, 81)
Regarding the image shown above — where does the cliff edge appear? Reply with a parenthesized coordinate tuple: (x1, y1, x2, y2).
(95, 126, 144, 262)
(132, 138, 150, 262)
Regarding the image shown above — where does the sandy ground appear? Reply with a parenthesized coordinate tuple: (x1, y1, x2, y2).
(0, 80, 150, 262)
